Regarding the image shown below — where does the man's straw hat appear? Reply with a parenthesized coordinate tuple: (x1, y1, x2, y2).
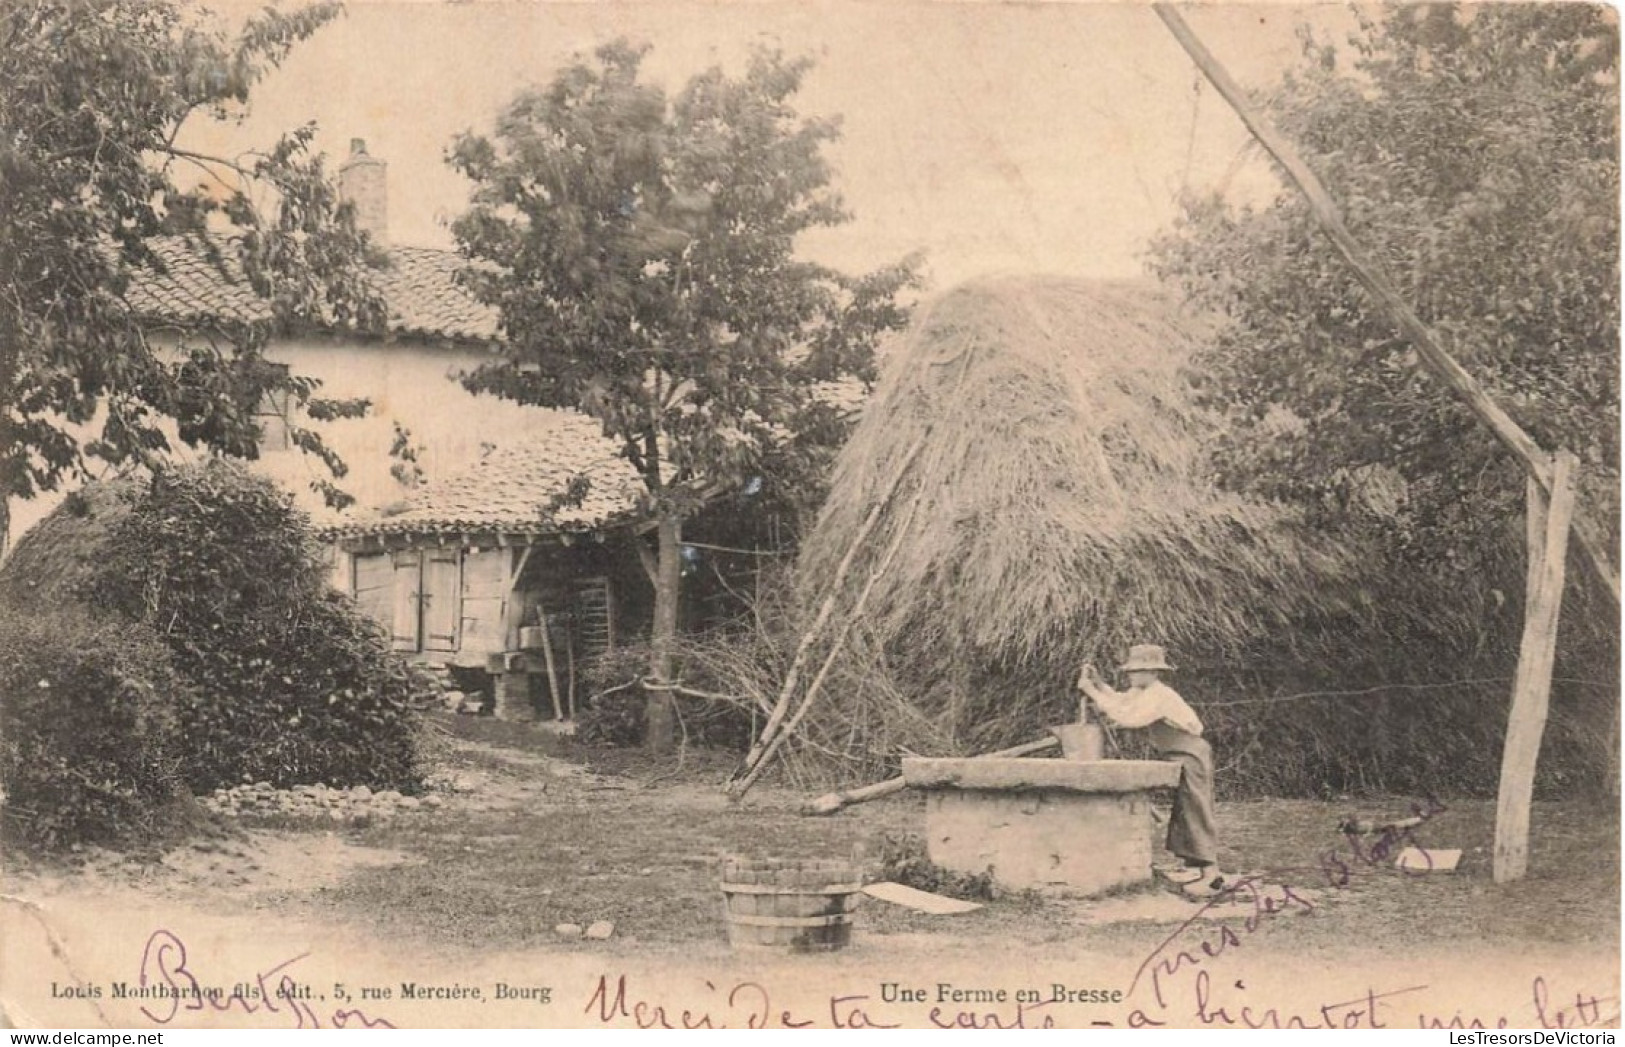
(1119, 643, 1175, 673)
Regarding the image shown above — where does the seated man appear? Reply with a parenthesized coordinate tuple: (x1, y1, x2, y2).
(1077, 644, 1226, 895)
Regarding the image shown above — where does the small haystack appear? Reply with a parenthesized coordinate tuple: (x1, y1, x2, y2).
(0, 479, 140, 607)
(794, 275, 1365, 758)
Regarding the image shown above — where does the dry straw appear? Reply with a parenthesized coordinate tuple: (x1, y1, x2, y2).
(0, 480, 139, 607)
(792, 275, 1369, 760)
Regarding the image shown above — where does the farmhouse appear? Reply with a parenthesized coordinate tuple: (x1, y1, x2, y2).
(50, 139, 673, 716)
(119, 139, 524, 523)
(68, 138, 849, 719)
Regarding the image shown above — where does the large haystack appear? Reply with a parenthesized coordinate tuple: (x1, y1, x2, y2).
(796, 275, 1366, 755)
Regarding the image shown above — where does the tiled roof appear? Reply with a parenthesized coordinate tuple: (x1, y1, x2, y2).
(376, 246, 500, 342)
(123, 238, 273, 326)
(125, 236, 499, 343)
(126, 239, 880, 402)
(324, 411, 646, 539)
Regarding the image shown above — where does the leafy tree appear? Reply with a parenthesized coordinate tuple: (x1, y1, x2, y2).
(1151, 4, 1618, 595)
(449, 42, 918, 749)
(0, 0, 384, 552)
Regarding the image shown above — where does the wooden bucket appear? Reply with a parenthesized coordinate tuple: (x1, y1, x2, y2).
(1054, 723, 1106, 761)
(720, 857, 862, 953)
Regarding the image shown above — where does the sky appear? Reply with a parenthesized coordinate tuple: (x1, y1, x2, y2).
(180, 0, 1361, 292)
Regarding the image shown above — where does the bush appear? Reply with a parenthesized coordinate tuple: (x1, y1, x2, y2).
(82, 462, 422, 792)
(0, 461, 423, 806)
(0, 609, 190, 851)
(575, 646, 647, 746)
(165, 590, 422, 790)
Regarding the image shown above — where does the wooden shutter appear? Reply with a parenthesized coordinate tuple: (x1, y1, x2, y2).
(391, 551, 422, 652)
(458, 549, 509, 657)
(423, 550, 462, 653)
(352, 552, 394, 629)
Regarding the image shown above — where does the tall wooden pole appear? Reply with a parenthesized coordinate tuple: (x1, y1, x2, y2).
(1494, 452, 1577, 882)
(1152, 3, 1618, 608)
(565, 626, 577, 720)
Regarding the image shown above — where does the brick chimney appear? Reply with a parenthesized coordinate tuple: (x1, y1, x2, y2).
(338, 138, 388, 249)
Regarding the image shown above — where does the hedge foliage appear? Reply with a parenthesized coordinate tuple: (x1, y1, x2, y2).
(0, 462, 421, 850)
(87, 464, 421, 791)
(0, 610, 190, 850)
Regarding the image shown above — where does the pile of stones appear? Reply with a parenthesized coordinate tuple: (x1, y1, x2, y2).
(200, 781, 446, 825)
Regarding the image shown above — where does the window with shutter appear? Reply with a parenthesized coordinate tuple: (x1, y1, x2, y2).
(255, 366, 294, 453)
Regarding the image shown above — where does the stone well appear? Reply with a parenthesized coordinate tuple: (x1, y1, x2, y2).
(901, 758, 1181, 897)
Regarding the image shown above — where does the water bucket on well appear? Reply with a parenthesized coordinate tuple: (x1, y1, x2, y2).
(1053, 723, 1106, 760)
(720, 856, 862, 953)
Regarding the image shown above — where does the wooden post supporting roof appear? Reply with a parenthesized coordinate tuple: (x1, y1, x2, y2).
(501, 543, 535, 653)
(1152, 3, 1618, 608)
(1494, 453, 1578, 882)
(1152, 5, 1612, 882)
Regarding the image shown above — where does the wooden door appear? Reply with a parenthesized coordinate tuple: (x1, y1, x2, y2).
(423, 550, 462, 653)
(391, 551, 422, 652)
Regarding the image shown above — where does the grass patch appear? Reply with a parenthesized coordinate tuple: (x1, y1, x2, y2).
(328, 787, 934, 952)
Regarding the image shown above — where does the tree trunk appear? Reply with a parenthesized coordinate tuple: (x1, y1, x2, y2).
(645, 513, 682, 752)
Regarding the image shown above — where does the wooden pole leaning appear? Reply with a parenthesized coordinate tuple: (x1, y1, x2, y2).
(537, 602, 566, 723)
(801, 735, 1062, 816)
(731, 437, 926, 793)
(731, 483, 925, 800)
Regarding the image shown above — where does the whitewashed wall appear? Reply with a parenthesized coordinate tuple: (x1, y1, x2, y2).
(5, 335, 556, 549)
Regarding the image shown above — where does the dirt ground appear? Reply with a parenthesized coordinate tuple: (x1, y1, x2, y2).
(2, 717, 1618, 1030)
